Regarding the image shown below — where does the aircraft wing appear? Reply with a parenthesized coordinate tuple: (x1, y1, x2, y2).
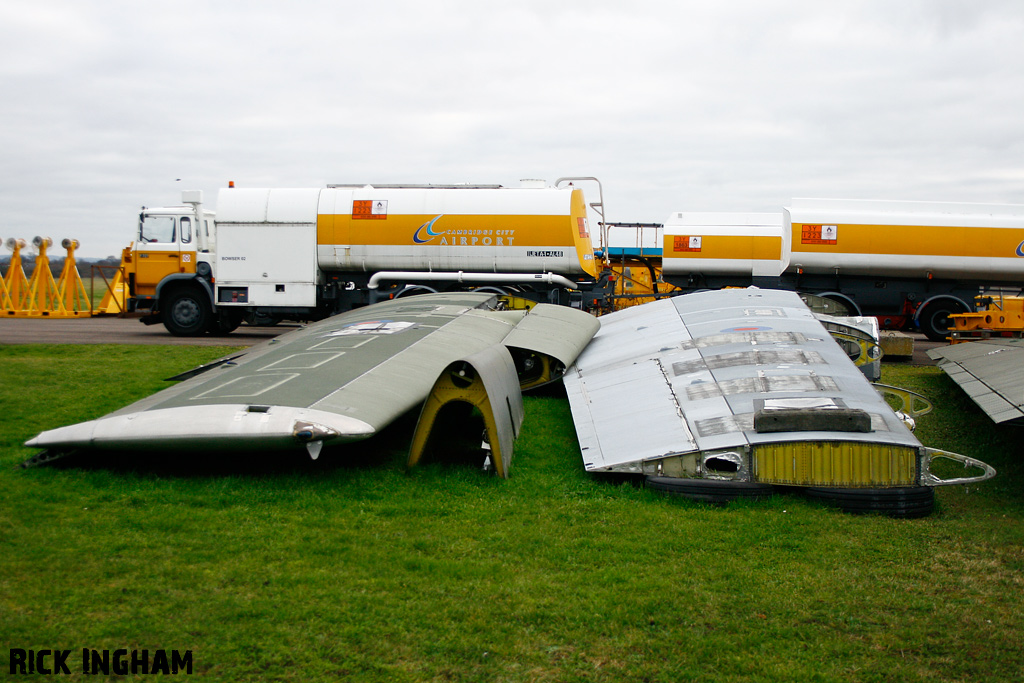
(564, 288, 994, 492)
(25, 293, 599, 472)
(927, 339, 1024, 425)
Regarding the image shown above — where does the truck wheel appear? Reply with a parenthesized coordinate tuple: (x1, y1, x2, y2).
(469, 286, 509, 295)
(162, 287, 211, 336)
(918, 302, 964, 342)
(395, 285, 438, 298)
(209, 310, 243, 335)
(243, 311, 282, 327)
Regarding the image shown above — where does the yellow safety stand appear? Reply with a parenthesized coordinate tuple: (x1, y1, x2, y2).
(3, 238, 30, 314)
(20, 237, 64, 317)
(0, 264, 14, 312)
(54, 239, 92, 316)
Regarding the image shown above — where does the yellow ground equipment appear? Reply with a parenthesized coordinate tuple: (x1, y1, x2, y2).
(948, 294, 1024, 343)
(0, 261, 13, 311)
(2, 237, 93, 317)
(0, 238, 15, 312)
(94, 258, 129, 315)
(25, 237, 59, 315)
(608, 259, 681, 309)
(3, 238, 30, 314)
(55, 239, 92, 316)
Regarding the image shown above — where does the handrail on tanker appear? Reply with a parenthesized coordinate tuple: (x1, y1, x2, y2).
(554, 177, 608, 267)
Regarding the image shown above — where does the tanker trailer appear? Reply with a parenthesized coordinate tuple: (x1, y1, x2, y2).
(142, 181, 604, 335)
(784, 198, 1024, 340)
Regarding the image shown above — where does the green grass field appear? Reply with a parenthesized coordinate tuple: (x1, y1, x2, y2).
(1, 345, 1022, 682)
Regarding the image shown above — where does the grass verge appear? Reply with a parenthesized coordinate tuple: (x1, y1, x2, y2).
(1, 346, 1022, 682)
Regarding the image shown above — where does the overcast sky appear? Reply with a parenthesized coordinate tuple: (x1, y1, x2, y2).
(1, 1, 1022, 257)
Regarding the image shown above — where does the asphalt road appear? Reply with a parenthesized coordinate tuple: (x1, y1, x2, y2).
(0, 314, 944, 363)
(0, 315, 293, 347)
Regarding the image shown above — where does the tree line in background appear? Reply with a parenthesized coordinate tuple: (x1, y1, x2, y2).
(0, 255, 122, 278)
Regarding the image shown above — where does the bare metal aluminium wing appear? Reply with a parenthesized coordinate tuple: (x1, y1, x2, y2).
(564, 289, 994, 501)
(25, 293, 599, 477)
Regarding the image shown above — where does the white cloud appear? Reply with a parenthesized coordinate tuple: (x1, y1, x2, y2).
(0, 0, 1021, 257)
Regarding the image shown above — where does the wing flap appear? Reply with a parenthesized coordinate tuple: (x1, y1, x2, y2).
(928, 339, 1024, 425)
(501, 303, 600, 368)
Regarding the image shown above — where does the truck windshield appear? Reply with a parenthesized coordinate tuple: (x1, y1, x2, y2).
(140, 215, 176, 243)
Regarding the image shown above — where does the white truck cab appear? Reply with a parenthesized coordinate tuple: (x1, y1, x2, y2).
(127, 192, 222, 335)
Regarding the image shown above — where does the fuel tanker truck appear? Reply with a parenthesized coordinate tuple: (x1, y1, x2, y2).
(660, 199, 1024, 340)
(115, 180, 1024, 340)
(118, 180, 609, 336)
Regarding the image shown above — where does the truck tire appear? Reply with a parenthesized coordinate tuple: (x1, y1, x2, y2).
(162, 286, 211, 337)
(395, 284, 438, 298)
(818, 292, 859, 317)
(918, 301, 965, 342)
(209, 310, 243, 335)
(243, 311, 283, 327)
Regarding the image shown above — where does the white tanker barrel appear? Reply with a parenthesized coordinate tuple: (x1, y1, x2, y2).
(312, 184, 599, 279)
(661, 212, 787, 278)
(785, 198, 1024, 282)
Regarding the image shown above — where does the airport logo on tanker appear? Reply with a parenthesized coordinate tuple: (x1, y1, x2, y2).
(412, 214, 516, 246)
